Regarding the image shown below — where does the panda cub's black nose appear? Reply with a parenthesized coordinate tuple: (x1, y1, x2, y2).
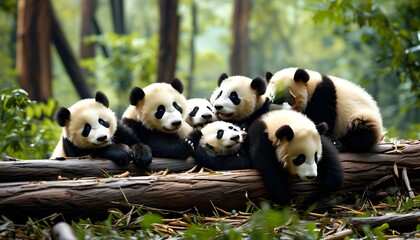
(97, 136, 107, 142)
(202, 114, 212, 119)
(306, 175, 316, 180)
(172, 120, 182, 127)
(214, 105, 223, 110)
(230, 135, 240, 141)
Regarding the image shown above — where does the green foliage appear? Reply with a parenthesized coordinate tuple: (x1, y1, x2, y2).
(311, 0, 420, 139)
(81, 31, 158, 115)
(0, 88, 60, 159)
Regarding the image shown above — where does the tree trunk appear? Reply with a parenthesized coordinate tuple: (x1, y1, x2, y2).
(230, 0, 251, 76)
(80, 0, 97, 83)
(0, 158, 196, 182)
(157, 0, 179, 83)
(110, 0, 125, 34)
(0, 141, 419, 223)
(186, 0, 197, 98)
(16, 0, 52, 102)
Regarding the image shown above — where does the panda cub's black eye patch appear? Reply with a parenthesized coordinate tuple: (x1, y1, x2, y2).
(216, 91, 223, 99)
(173, 102, 183, 113)
(293, 154, 306, 166)
(216, 129, 224, 139)
(82, 123, 91, 137)
(155, 105, 165, 119)
(189, 106, 199, 117)
(229, 91, 240, 105)
(98, 118, 110, 128)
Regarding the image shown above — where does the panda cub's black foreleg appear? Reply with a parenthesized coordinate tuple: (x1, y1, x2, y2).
(113, 122, 153, 166)
(95, 143, 133, 164)
(147, 132, 193, 159)
(318, 135, 343, 190)
(249, 120, 292, 205)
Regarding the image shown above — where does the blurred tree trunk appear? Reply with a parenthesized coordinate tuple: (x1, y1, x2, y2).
(110, 0, 125, 34)
(16, 0, 52, 101)
(51, 7, 93, 99)
(157, 0, 179, 83)
(230, 0, 251, 76)
(80, 0, 97, 85)
(187, 0, 197, 98)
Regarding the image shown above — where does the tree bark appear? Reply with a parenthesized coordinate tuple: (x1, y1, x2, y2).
(110, 0, 125, 34)
(157, 0, 179, 83)
(80, 0, 97, 82)
(16, 0, 52, 101)
(348, 212, 420, 230)
(230, 0, 251, 76)
(0, 141, 419, 222)
(0, 157, 196, 182)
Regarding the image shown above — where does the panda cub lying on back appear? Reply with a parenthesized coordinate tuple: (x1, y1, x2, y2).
(186, 121, 252, 170)
(51, 91, 153, 165)
(249, 109, 343, 205)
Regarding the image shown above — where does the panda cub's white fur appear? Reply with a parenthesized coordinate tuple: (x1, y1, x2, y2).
(185, 98, 217, 128)
(199, 121, 246, 156)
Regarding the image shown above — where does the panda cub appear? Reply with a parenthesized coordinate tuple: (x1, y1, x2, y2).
(185, 98, 217, 128)
(249, 109, 343, 205)
(210, 73, 271, 131)
(51, 91, 153, 165)
(266, 67, 383, 152)
(122, 78, 194, 159)
(187, 121, 251, 170)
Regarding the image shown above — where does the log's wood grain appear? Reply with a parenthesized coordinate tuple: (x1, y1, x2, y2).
(0, 170, 268, 222)
(0, 141, 419, 222)
(348, 211, 420, 230)
(0, 157, 196, 182)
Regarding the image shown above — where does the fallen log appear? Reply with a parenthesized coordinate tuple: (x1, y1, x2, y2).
(0, 157, 196, 182)
(0, 170, 268, 222)
(0, 141, 419, 222)
(348, 211, 420, 230)
(1, 141, 419, 183)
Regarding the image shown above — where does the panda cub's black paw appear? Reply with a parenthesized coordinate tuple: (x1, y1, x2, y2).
(184, 138, 195, 151)
(131, 143, 153, 166)
(102, 144, 133, 165)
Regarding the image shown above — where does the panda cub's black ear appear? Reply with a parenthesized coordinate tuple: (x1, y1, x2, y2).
(129, 87, 145, 106)
(171, 78, 184, 94)
(293, 68, 310, 83)
(275, 125, 294, 142)
(265, 71, 273, 83)
(56, 107, 71, 127)
(218, 73, 229, 86)
(251, 76, 267, 96)
(95, 91, 109, 108)
(316, 122, 328, 135)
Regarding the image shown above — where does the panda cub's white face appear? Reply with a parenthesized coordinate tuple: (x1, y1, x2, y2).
(200, 121, 246, 156)
(210, 76, 257, 121)
(185, 98, 216, 127)
(65, 99, 117, 149)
